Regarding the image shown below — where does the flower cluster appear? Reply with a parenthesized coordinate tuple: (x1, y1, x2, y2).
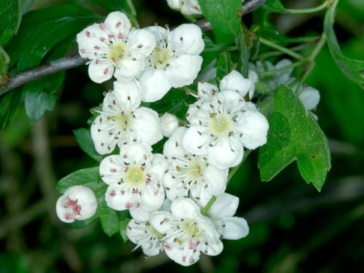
(56, 11, 269, 266)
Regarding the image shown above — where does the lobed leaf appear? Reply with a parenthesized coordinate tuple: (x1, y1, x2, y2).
(258, 85, 331, 191)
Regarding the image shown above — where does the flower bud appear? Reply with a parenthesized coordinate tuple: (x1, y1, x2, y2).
(56, 185, 97, 223)
(160, 113, 179, 137)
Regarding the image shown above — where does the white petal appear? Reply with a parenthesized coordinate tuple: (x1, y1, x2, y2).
(170, 24, 204, 55)
(90, 115, 118, 155)
(105, 184, 132, 210)
(163, 126, 187, 158)
(99, 155, 124, 185)
(164, 173, 188, 200)
(298, 86, 320, 111)
(56, 196, 74, 223)
(112, 79, 141, 110)
(129, 207, 151, 222)
(128, 29, 156, 56)
(114, 56, 145, 80)
(220, 70, 253, 98)
(88, 59, 114, 83)
(139, 69, 171, 102)
(120, 142, 152, 163)
(148, 153, 169, 179)
(165, 55, 202, 87)
(208, 137, 244, 169)
(132, 107, 163, 145)
(165, 245, 201, 266)
(170, 198, 200, 219)
(235, 109, 269, 150)
(150, 211, 174, 234)
(197, 81, 219, 100)
(140, 186, 165, 212)
(222, 216, 249, 240)
(208, 193, 239, 218)
(76, 24, 108, 59)
(104, 11, 131, 35)
(182, 126, 210, 155)
(160, 113, 179, 137)
(143, 26, 169, 44)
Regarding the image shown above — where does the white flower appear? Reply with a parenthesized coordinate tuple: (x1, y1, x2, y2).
(150, 198, 223, 266)
(77, 11, 156, 83)
(56, 185, 97, 223)
(91, 80, 163, 155)
(205, 193, 249, 240)
(163, 127, 227, 202)
(220, 70, 256, 99)
(127, 217, 164, 257)
(160, 112, 179, 137)
(138, 24, 204, 102)
(182, 74, 269, 169)
(100, 143, 167, 212)
(166, 0, 202, 16)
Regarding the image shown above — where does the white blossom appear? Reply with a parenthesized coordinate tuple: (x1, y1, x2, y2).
(100, 143, 167, 212)
(77, 11, 156, 83)
(160, 112, 179, 137)
(297, 85, 320, 111)
(166, 0, 202, 16)
(91, 80, 163, 155)
(182, 72, 269, 169)
(56, 185, 97, 223)
(138, 24, 204, 102)
(163, 127, 227, 202)
(150, 198, 223, 266)
(205, 193, 249, 240)
(127, 217, 164, 257)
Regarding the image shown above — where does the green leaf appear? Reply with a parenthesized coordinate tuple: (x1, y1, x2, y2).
(0, 89, 23, 131)
(23, 73, 64, 121)
(324, 0, 364, 89)
(5, 3, 100, 70)
(99, 199, 120, 237)
(0, 0, 22, 46)
(262, 0, 286, 13)
(119, 217, 131, 242)
(216, 51, 232, 81)
(74, 128, 103, 162)
(198, 0, 242, 43)
(56, 167, 101, 193)
(258, 85, 331, 191)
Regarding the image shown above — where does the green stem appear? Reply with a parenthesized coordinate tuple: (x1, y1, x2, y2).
(259, 37, 303, 60)
(299, 33, 327, 86)
(201, 195, 217, 216)
(281, 0, 333, 14)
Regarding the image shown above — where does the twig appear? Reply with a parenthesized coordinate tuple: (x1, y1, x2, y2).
(0, 55, 86, 96)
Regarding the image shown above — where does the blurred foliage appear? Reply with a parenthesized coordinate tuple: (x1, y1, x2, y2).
(0, 0, 364, 272)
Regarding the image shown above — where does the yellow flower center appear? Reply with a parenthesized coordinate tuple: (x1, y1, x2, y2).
(108, 43, 126, 63)
(149, 46, 172, 69)
(125, 165, 146, 186)
(209, 113, 233, 137)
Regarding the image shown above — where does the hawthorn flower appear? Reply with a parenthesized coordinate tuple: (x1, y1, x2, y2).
(166, 0, 202, 16)
(138, 24, 204, 102)
(297, 85, 320, 111)
(100, 143, 167, 212)
(182, 71, 269, 169)
(205, 193, 249, 240)
(77, 11, 156, 83)
(127, 217, 164, 257)
(56, 185, 97, 223)
(163, 127, 227, 202)
(150, 198, 223, 266)
(91, 80, 163, 155)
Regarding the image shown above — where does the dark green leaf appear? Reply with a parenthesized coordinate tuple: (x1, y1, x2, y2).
(99, 199, 120, 237)
(0, 89, 23, 131)
(119, 217, 131, 242)
(324, 1, 364, 89)
(56, 167, 101, 193)
(262, 0, 286, 13)
(5, 3, 100, 70)
(198, 0, 242, 43)
(74, 128, 103, 162)
(216, 51, 232, 81)
(0, 0, 22, 46)
(258, 85, 331, 191)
